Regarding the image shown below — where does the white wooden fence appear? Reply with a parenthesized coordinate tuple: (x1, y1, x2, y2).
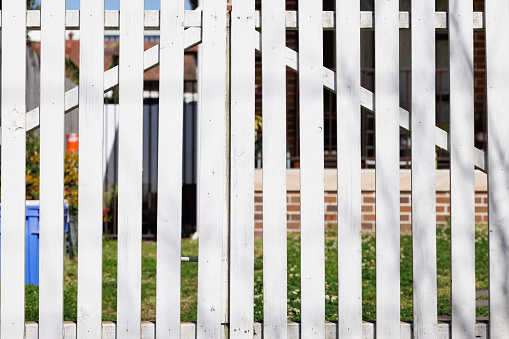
(0, 0, 506, 338)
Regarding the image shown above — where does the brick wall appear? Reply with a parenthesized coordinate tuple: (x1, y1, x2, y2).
(253, 169, 489, 237)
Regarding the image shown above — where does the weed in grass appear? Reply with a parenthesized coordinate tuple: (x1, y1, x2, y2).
(22, 223, 489, 322)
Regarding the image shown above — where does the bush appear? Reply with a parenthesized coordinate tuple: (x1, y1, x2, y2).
(0, 133, 79, 215)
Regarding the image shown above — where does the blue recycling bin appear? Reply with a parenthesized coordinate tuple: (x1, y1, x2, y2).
(0, 201, 69, 286)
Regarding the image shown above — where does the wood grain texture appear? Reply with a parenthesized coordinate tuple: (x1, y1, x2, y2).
(117, 0, 144, 337)
(336, 0, 362, 337)
(0, 1, 27, 337)
(156, 0, 185, 338)
(449, 0, 476, 337)
(411, 0, 438, 337)
(374, 0, 400, 337)
(261, 0, 288, 337)
(76, 1, 104, 338)
(39, 0, 66, 337)
(298, 0, 325, 337)
(230, 0, 256, 337)
(196, 0, 228, 337)
(486, 0, 509, 337)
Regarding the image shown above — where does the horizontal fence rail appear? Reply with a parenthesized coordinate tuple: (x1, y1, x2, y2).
(0, 10, 487, 31)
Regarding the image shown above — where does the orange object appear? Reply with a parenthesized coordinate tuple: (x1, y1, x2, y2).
(67, 133, 79, 153)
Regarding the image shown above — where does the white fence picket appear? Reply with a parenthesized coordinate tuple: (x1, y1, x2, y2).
(261, 0, 288, 337)
(336, 0, 362, 337)
(486, 0, 509, 337)
(449, 0, 476, 337)
(230, 0, 255, 337)
(0, 1, 27, 338)
(39, 0, 66, 337)
(117, 0, 144, 337)
(298, 0, 325, 337)
(411, 1, 438, 337)
(374, 0, 400, 338)
(156, 0, 185, 338)
(196, 0, 228, 337)
(76, 1, 105, 337)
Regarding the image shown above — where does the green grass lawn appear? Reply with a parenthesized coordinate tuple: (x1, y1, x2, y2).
(24, 224, 489, 322)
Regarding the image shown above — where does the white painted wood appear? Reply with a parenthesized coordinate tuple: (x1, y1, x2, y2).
(116, 0, 144, 337)
(102, 322, 116, 339)
(156, 0, 185, 337)
(261, 0, 288, 337)
(64, 322, 77, 339)
(0, 1, 27, 338)
(39, 0, 66, 338)
(230, 0, 255, 337)
(336, 0, 362, 338)
(76, 1, 104, 338)
(25, 322, 39, 339)
(298, 1, 325, 337)
(10, 9, 489, 31)
(196, 0, 228, 337)
(255, 32, 488, 173)
(486, 0, 509, 337)
(411, 0, 438, 337)
(141, 322, 156, 339)
(449, 0, 476, 337)
(374, 0, 400, 337)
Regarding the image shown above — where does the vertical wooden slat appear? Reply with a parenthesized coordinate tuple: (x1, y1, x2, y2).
(298, 0, 325, 337)
(449, 0, 475, 337)
(486, 0, 509, 337)
(39, 0, 66, 337)
(0, 1, 27, 338)
(156, 0, 185, 337)
(374, 0, 400, 337)
(337, 0, 362, 337)
(196, 0, 228, 337)
(230, 0, 255, 337)
(117, 0, 144, 336)
(76, 0, 105, 337)
(261, 0, 288, 337)
(411, 0, 438, 337)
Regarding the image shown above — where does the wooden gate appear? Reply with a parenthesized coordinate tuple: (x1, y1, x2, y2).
(0, 0, 507, 338)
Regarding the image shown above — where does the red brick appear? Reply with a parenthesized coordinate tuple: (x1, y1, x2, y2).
(401, 206, 412, 213)
(436, 206, 445, 213)
(362, 205, 373, 212)
(361, 223, 374, 231)
(363, 214, 376, 221)
(324, 196, 337, 203)
(436, 197, 450, 204)
(255, 205, 263, 212)
(475, 215, 482, 222)
(437, 215, 448, 222)
(400, 214, 409, 221)
(291, 196, 301, 203)
(325, 214, 337, 221)
(483, 215, 488, 222)
(255, 196, 263, 203)
(400, 196, 410, 204)
(287, 205, 300, 212)
(326, 205, 337, 212)
(289, 214, 301, 221)
(363, 196, 376, 203)
(254, 213, 263, 220)
(476, 206, 488, 213)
